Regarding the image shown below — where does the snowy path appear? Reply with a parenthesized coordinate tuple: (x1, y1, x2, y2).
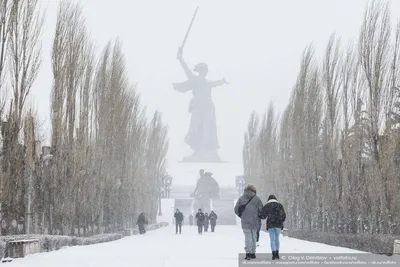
(8, 226, 361, 267)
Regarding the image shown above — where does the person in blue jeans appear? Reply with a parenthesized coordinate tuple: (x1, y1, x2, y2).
(260, 195, 286, 260)
(234, 184, 264, 260)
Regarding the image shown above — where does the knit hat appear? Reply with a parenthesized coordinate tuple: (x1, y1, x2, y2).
(245, 184, 257, 193)
(268, 194, 277, 201)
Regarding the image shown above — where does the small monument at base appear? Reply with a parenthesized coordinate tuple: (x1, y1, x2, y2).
(191, 170, 220, 213)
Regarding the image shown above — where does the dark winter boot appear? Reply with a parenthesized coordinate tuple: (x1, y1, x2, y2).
(250, 253, 256, 259)
(245, 253, 252, 260)
(272, 251, 277, 260)
(276, 250, 280, 260)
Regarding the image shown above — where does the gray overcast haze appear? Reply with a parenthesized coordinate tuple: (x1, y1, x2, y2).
(31, 0, 400, 164)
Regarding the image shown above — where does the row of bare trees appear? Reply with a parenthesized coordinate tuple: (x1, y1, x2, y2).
(0, 0, 168, 236)
(243, 1, 400, 235)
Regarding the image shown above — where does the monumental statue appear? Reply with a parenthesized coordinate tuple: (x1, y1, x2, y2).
(190, 169, 220, 212)
(172, 7, 229, 162)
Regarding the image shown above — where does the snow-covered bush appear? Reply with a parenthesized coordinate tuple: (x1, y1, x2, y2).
(0, 223, 169, 258)
(289, 231, 399, 255)
(0, 233, 122, 258)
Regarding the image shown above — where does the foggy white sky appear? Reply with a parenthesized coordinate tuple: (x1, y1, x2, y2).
(31, 0, 400, 164)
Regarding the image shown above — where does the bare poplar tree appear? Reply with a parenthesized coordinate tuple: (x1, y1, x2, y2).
(8, 0, 44, 129)
(0, 0, 43, 235)
(243, 0, 400, 244)
(0, 0, 10, 117)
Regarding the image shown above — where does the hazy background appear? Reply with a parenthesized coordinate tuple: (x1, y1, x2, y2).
(31, 0, 400, 164)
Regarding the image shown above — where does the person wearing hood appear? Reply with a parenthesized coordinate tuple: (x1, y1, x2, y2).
(234, 184, 263, 260)
(195, 209, 205, 235)
(260, 194, 286, 260)
(136, 212, 148, 234)
(209, 211, 218, 232)
(174, 209, 184, 234)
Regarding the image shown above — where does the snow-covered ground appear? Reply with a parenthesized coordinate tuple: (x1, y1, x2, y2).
(7, 225, 362, 267)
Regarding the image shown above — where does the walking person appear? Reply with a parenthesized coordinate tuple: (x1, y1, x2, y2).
(234, 184, 263, 260)
(209, 211, 218, 232)
(260, 194, 286, 260)
(189, 214, 194, 226)
(195, 209, 205, 235)
(174, 209, 184, 234)
(204, 213, 209, 232)
(136, 212, 148, 234)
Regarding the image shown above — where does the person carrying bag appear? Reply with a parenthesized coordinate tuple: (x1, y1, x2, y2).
(234, 184, 263, 261)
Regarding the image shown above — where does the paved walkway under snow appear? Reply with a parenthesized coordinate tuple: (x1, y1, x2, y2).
(8, 225, 362, 267)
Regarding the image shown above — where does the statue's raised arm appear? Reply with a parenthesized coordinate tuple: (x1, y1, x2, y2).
(177, 47, 195, 80)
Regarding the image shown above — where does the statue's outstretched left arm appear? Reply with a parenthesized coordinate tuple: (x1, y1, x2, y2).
(209, 78, 229, 88)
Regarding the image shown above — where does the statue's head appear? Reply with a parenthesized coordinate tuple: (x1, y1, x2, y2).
(199, 169, 205, 176)
(194, 63, 208, 77)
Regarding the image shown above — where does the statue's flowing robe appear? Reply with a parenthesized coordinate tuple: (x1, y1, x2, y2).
(173, 76, 222, 152)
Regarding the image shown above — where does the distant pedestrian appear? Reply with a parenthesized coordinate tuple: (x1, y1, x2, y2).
(234, 184, 263, 260)
(209, 211, 218, 232)
(204, 213, 209, 232)
(260, 194, 286, 260)
(174, 209, 184, 234)
(195, 209, 205, 235)
(189, 214, 194, 226)
(136, 212, 148, 234)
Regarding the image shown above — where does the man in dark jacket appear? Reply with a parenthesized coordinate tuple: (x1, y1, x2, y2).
(209, 211, 218, 232)
(260, 194, 286, 260)
(174, 209, 184, 234)
(234, 184, 263, 260)
(136, 212, 148, 234)
(195, 209, 205, 235)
